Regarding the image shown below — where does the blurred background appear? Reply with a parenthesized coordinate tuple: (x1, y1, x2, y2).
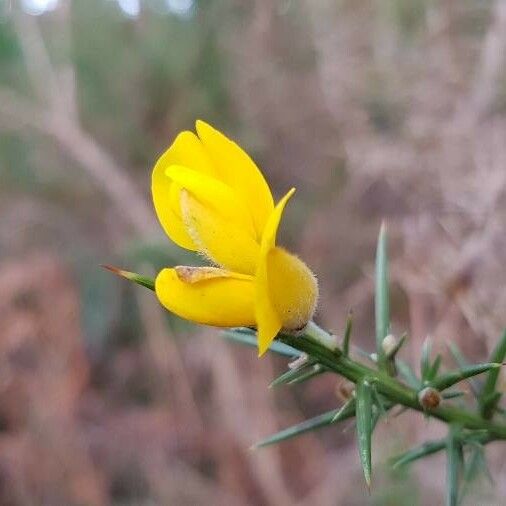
(1, 0, 506, 504)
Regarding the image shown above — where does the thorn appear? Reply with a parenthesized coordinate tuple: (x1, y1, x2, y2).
(288, 353, 309, 370)
(101, 264, 122, 275)
(101, 264, 133, 280)
(101, 265, 155, 291)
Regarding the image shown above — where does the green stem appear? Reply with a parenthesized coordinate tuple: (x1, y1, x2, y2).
(280, 324, 506, 440)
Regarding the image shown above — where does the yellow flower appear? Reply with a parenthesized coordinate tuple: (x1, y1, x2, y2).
(152, 120, 318, 356)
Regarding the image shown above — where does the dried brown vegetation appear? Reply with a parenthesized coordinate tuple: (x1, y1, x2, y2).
(0, 0, 505, 504)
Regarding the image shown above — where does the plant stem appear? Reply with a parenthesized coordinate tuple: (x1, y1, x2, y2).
(281, 324, 506, 440)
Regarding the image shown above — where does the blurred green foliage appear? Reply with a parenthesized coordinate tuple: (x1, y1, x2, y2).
(72, 0, 230, 165)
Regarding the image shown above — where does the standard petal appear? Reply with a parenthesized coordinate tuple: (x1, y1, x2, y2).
(166, 165, 256, 237)
(196, 120, 274, 240)
(157, 130, 216, 176)
(181, 191, 260, 274)
(152, 131, 215, 250)
(155, 267, 256, 327)
(152, 159, 196, 250)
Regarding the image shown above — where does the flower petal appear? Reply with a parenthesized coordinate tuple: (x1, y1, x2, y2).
(155, 267, 256, 327)
(260, 188, 296, 255)
(152, 131, 216, 250)
(181, 190, 260, 274)
(152, 162, 196, 250)
(166, 165, 256, 237)
(196, 120, 274, 240)
(255, 256, 282, 357)
(255, 189, 296, 356)
(157, 130, 216, 176)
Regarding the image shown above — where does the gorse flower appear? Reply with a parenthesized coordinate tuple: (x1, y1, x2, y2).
(152, 120, 318, 356)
